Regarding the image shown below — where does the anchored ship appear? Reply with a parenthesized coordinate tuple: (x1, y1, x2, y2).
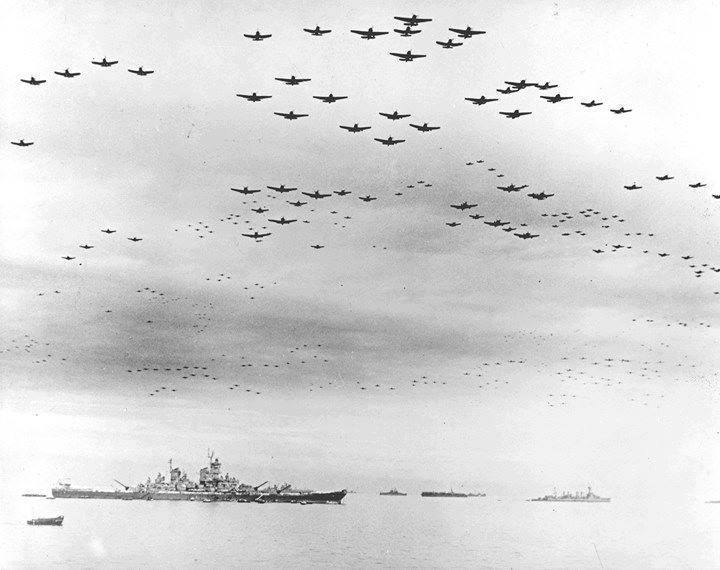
(529, 486, 610, 502)
(421, 490, 468, 498)
(51, 452, 346, 504)
(379, 488, 407, 496)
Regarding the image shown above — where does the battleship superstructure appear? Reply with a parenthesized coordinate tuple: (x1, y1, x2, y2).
(51, 452, 346, 504)
(379, 488, 407, 496)
(529, 486, 610, 502)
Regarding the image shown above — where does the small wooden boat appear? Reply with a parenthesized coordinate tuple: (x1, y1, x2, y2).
(27, 515, 64, 526)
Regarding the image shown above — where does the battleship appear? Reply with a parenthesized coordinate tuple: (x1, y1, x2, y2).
(379, 488, 407, 496)
(529, 486, 610, 502)
(421, 490, 469, 498)
(51, 452, 346, 504)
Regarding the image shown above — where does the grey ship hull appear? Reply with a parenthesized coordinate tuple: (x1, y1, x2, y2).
(530, 497, 610, 502)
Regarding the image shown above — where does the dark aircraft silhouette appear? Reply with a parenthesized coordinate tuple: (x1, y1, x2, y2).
(446, 222, 461, 227)
(332, 190, 352, 197)
(310, 244, 325, 249)
(484, 220, 510, 227)
(515, 232, 539, 239)
(274, 110, 309, 120)
(499, 110, 532, 119)
(581, 100, 603, 107)
(91, 58, 118, 67)
(231, 187, 261, 194)
(656, 175, 673, 181)
(502, 227, 517, 232)
(394, 26, 421, 36)
(450, 202, 477, 210)
(389, 50, 426, 61)
(61, 256, 76, 260)
(242, 231, 272, 239)
(54, 68, 81, 78)
(469, 214, 484, 220)
(303, 26, 331, 36)
(527, 192, 554, 200)
(275, 76, 311, 85)
(350, 28, 389, 39)
(339, 123, 371, 132)
(101, 229, 116, 234)
(267, 185, 297, 193)
(436, 39, 463, 48)
(302, 190, 332, 199)
(127, 237, 142, 242)
(541, 93, 573, 103)
(658, 252, 670, 257)
(374, 136, 405, 145)
(498, 184, 528, 192)
(689, 182, 706, 188)
(624, 183, 642, 190)
(593, 249, 604, 254)
(497, 87, 520, 94)
(359, 195, 377, 202)
(237, 92, 272, 101)
(535, 82, 558, 90)
(409, 123, 440, 132)
(394, 14, 432, 26)
(610, 107, 632, 114)
(681, 255, 693, 260)
(244, 31, 272, 41)
(313, 94, 348, 103)
(379, 111, 411, 120)
(287, 200, 307, 207)
(269, 217, 297, 225)
(128, 67, 154, 76)
(20, 77, 46, 85)
(505, 80, 536, 89)
(465, 95, 498, 105)
(251, 207, 269, 213)
(449, 26, 486, 38)
(10, 139, 33, 146)
(79, 244, 94, 249)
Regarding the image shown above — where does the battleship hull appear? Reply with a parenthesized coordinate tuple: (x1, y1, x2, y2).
(421, 491, 468, 498)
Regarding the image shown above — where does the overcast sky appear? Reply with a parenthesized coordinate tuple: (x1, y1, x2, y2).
(1, 0, 719, 498)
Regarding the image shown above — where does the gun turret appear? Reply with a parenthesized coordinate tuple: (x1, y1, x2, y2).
(276, 484, 292, 494)
(253, 481, 269, 491)
(114, 479, 130, 491)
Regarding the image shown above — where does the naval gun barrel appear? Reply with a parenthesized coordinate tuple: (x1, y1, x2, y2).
(113, 479, 130, 491)
(253, 481, 269, 491)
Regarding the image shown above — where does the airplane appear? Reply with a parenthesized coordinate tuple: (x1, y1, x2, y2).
(527, 192, 554, 200)
(446, 222, 461, 227)
(350, 28, 389, 39)
(689, 182, 706, 188)
(469, 214, 484, 220)
(359, 195, 377, 202)
(581, 100, 603, 107)
(681, 255, 693, 260)
(502, 227, 517, 232)
(237, 92, 272, 101)
(389, 50, 426, 61)
(374, 136, 405, 145)
(127, 237, 143, 242)
(484, 219, 509, 227)
(658, 252, 669, 257)
(541, 93, 573, 103)
(334, 189, 351, 196)
(535, 82, 558, 90)
(497, 87, 519, 94)
(450, 202, 477, 210)
(436, 38, 463, 48)
(267, 185, 297, 193)
(505, 80, 537, 89)
(303, 26, 331, 36)
(79, 244, 94, 249)
(656, 174, 673, 181)
(91, 58, 118, 67)
(244, 31, 272, 41)
(274, 110, 309, 120)
(499, 110, 532, 119)
(592, 249, 604, 254)
(610, 107, 632, 114)
(313, 94, 348, 103)
(449, 26, 486, 38)
(409, 122, 440, 132)
(713, 195, 720, 199)
(61, 256, 76, 260)
(465, 95, 499, 105)
(231, 187, 261, 194)
(498, 184, 528, 192)
(339, 123, 371, 132)
(54, 68, 81, 78)
(20, 77, 46, 85)
(310, 244, 325, 249)
(394, 26, 421, 36)
(379, 111, 411, 120)
(128, 67, 154, 76)
(302, 190, 332, 199)
(624, 184, 642, 190)
(287, 200, 307, 207)
(101, 229, 116, 233)
(515, 232, 539, 239)
(394, 14, 432, 26)
(251, 207, 269, 213)
(242, 231, 272, 239)
(10, 139, 33, 146)
(268, 217, 297, 225)
(275, 76, 311, 85)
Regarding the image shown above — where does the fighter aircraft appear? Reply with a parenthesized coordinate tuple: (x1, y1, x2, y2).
(237, 92, 272, 101)
(689, 182, 706, 188)
(350, 28, 389, 39)
(231, 187, 261, 195)
(20, 77, 46, 85)
(242, 231, 272, 239)
(465, 95, 498, 106)
(287, 200, 307, 207)
(389, 50, 426, 61)
(581, 100, 603, 107)
(54, 68, 81, 78)
(515, 232, 539, 239)
(535, 82, 558, 90)
(244, 31, 272, 41)
(449, 26, 486, 38)
(359, 195, 377, 202)
(527, 192, 554, 200)
(484, 219, 510, 227)
(450, 202, 477, 210)
(127, 237, 143, 242)
(268, 217, 297, 225)
(274, 111, 309, 120)
(339, 123, 371, 132)
(499, 110, 532, 119)
(624, 183, 642, 190)
(302, 190, 332, 199)
(128, 67, 154, 76)
(446, 222, 461, 227)
(469, 214, 484, 220)
(541, 93, 573, 103)
(79, 244, 94, 249)
(313, 94, 348, 103)
(436, 38, 463, 48)
(394, 26, 421, 36)
(275, 76, 311, 85)
(267, 185, 297, 193)
(374, 136, 405, 145)
(505, 79, 536, 89)
(409, 123, 440, 132)
(61, 256, 76, 260)
(251, 207, 269, 214)
(656, 175, 673, 181)
(497, 87, 520, 94)
(379, 110, 411, 120)
(10, 139, 33, 146)
(610, 107, 632, 114)
(334, 190, 352, 196)
(394, 14, 432, 26)
(498, 184, 528, 192)
(303, 26, 331, 36)
(101, 229, 116, 234)
(91, 57, 118, 67)
(310, 244, 325, 249)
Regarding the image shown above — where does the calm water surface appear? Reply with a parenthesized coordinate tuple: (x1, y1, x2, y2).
(2, 493, 718, 568)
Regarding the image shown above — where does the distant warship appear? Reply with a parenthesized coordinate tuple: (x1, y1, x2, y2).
(421, 490, 468, 498)
(379, 488, 407, 496)
(51, 451, 346, 504)
(529, 486, 610, 502)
